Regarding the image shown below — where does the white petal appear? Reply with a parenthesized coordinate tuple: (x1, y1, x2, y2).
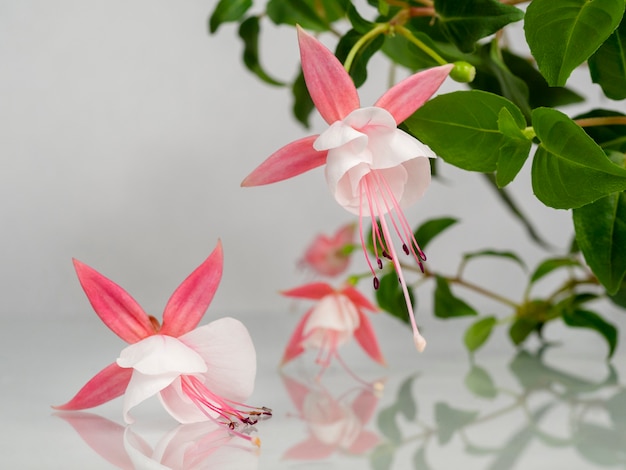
(159, 379, 209, 424)
(369, 128, 436, 169)
(303, 294, 360, 337)
(123, 427, 169, 470)
(314, 120, 366, 151)
(122, 370, 180, 424)
(394, 158, 432, 209)
(342, 106, 397, 132)
(117, 335, 207, 376)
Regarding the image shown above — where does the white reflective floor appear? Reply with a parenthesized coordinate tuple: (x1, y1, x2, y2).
(2, 311, 625, 469)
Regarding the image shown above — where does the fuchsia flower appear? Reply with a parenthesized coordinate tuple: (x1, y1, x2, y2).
(281, 282, 385, 369)
(242, 27, 453, 351)
(281, 374, 380, 460)
(55, 241, 270, 446)
(300, 222, 355, 277)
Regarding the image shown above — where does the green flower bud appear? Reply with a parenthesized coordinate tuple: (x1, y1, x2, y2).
(450, 61, 476, 83)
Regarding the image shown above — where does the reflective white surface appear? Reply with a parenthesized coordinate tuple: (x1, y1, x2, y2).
(2, 310, 625, 469)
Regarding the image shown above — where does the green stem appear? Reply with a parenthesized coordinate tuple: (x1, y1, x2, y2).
(395, 25, 448, 66)
(343, 24, 389, 73)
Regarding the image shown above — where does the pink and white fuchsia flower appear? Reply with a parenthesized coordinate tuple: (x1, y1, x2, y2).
(281, 282, 385, 370)
(300, 222, 355, 277)
(242, 27, 453, 351)
(54, 241, 270, 446)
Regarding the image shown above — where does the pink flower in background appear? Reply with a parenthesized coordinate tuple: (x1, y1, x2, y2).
(300, 222, 355, 277)
(281, 374, 380, 460)
(55, 241, 270, 446)
(281, 282, 385, 369)
(242, 26, 453, 352)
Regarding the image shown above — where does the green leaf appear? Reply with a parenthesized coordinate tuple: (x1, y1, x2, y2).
(370, 443, 395, 470)
(377, 406, 403, 444)
(382, 32, 443, 71)
(396, 375, 418, 421)
(376, 271, 414, 325)
(509, 317, 539, 345)
(266, 0, 347, 31)
(589, 16, 626, 100)
(434, 402, 479, 444)
(524, 0, 625, 86)
(405, 90, 525, 172)
(346, 4, 375, 33)
(573, 191, 626, 294)
(209, 0, 252, 33)
(433, 0, 524, 52)
(336, 29, 385, 88)
(462, 249, 526, 270)
(562, 309, 618, 358)
(238, 17, 285, 86)
(413, 217, 458, 250)
(464, 316, 497, 352)
(412, 447, 432, 470)
(531, 107, 626, 209)
(609, 281, 626, 309)
(464, 364, 498, 398)
(576, 109, 626, 152)
(434, 276, 478, 318)
(496, 107, 532, 186)
(530, 257, 581, 284)
(291, 71, 314, 128)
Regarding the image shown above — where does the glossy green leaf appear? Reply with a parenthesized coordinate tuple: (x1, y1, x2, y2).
(209, 0, 252, 33)
(291, 71, 314, 128)
(562, 309, 618, 358)
(336, 29, 385, 88)
(464, 316, 497, 352)
(346, 3, 374, 33)
(434, 276, 478, 318)
(573, 191, 626, 294)
(413, 217, 458, 250)
(609, 281, 626, 309)
(496, 107, 532, 187)
(266, 0, 347, 31)
(530, 257, 581, 284)
(434, 402, 479, 444)
(509, 317, 539, 345)
(462, 249, 526, 270)
(376, 271, 414, 325)
(589, 16, 626, 100)
(524, 0, 625, 86)
(531, 107, 626, 209)
(238, 17, 285, 86)
(433, 0, 524, 52)
(464, 364, 498, 398)
(406, 90, 525, 172)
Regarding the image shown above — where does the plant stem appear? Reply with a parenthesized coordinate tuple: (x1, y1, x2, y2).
(575, 116, 626, 128)
(344, 24, 389, 72)
(395, 25, 448, 66)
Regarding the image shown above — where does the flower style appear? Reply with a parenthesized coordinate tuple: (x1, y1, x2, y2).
(281, 374, 380, 460)
(281, 282, 385, 369)
(300, 222, 355, 277)
(242, 27, 453, 351)
(54, 241, 271, 446)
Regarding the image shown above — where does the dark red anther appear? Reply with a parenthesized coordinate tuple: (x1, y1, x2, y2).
(373, 277, 380, 290)
(377, 258, 383, 269)
(402, 243, 410, 255)
(382, 251, 391, 260)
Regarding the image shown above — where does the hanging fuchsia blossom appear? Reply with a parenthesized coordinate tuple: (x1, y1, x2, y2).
(281, 282, 385, 369)
(55, 241, 271, 446)
(300, 222, 355, 277)
(242, 27, 453, 351)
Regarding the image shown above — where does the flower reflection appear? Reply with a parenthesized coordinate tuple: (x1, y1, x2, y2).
(56, 411, 259, 469)
(281, 373, 381, 460)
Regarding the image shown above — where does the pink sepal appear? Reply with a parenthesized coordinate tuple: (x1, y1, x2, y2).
(283, 436, 335, 461)
(280, 309, 314, 365)
(352, 388, 379, 424)
(53, 362, 133, 410)
(347, 430, 380, 454)
(160, 241, 223, 337)
(297, 26, 360, 124)
(281, 282, 335, 300)
(374, 64, 454, 124)
(73, 259, 155, 343)
(354, 311, 386, 365)
(241, 136, 327, 187)
(281, 373, 310, 414)
(342, 286, 378, 312)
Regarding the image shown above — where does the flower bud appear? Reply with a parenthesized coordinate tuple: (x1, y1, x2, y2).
(450, 61, 476, 83)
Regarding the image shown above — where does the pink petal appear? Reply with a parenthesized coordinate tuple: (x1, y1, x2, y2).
(241, 136, 327, 187)
(53, 362, 133, 410)
(55, 411, 138, 470)
(160, 241, 223, 337)
(351, 389, 379, 424)
(280, 374, 311, 413)
(347, 430, 379, 454)
(342, 286, 378, 312)
(281, 309, 314, 365)
(283, 436, 336, 460)
(353, 310, 386, 365)
(297, 26, 360, 124)
(73, 259, 155, 343)
(281, 282, 335, 300)
(374, 64, 453, 124)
